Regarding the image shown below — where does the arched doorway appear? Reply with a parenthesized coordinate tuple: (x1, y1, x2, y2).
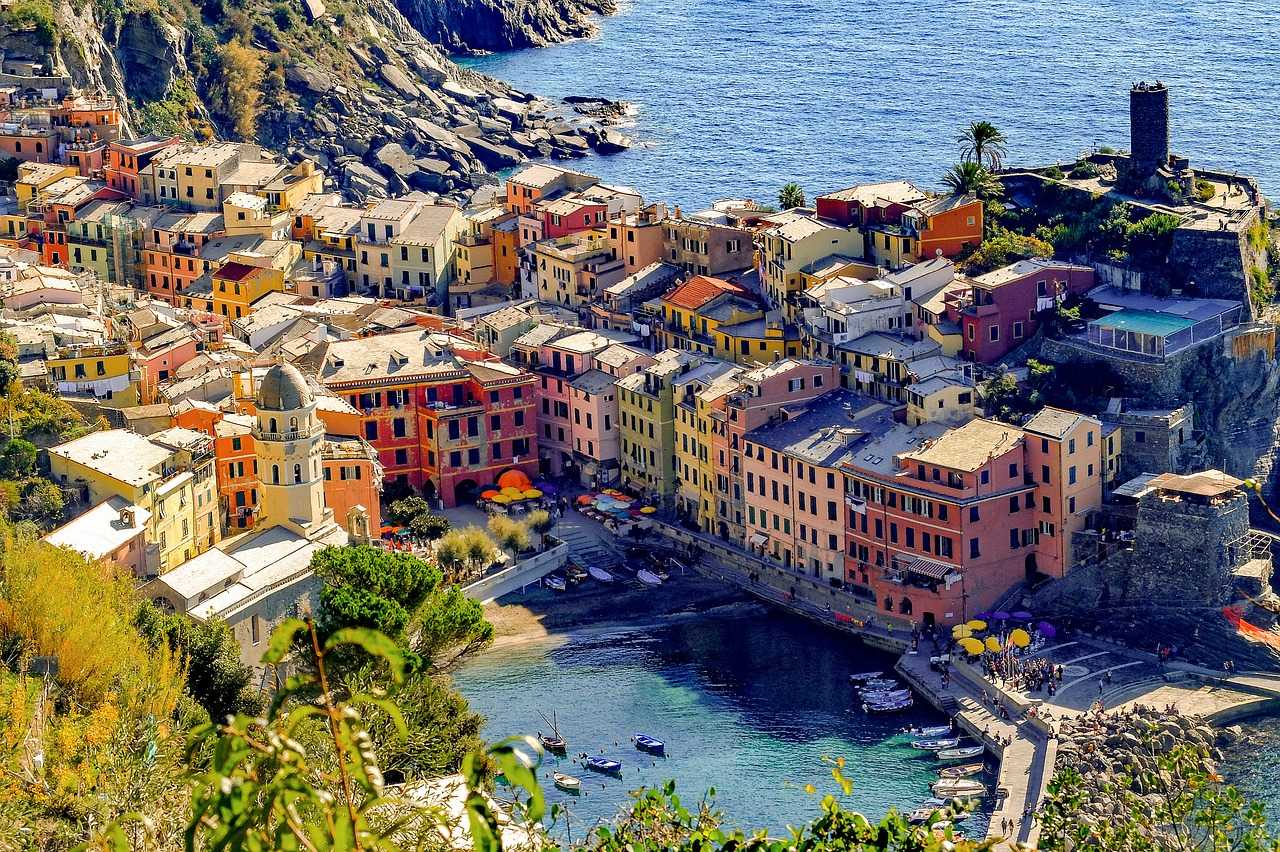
(454, 479, 480, 505)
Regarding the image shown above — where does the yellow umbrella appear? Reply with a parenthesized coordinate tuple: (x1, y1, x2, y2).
(951, 624, 973, 639)
(984, 636, 1003, 653)
(491, 494, 512, 505)
(639, 506, 657, 514)
(523, 488, 543, 499)
(966, 619, 988, 631)
(959, 637, 985, 655)
(1009, 628, 1031, 648)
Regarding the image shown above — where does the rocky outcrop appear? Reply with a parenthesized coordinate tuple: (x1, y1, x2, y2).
(1050, 706, 1234, 843)
(393, 0, 617, 54)
(40, 0, 629, 205)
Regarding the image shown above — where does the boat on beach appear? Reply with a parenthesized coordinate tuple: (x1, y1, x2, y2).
(585, 756, 623, 775)
(637, 569, 663, 586)
(931, 778, 989, 798)
(632, 733, 665, 755)
(588, 565, 614, 583)
(936, 745, 985, 761)
(938, 762, 985, 779)
(911, 737, 960, 751)
(849, 671, 884, 682)
(553, 772, 581, 792)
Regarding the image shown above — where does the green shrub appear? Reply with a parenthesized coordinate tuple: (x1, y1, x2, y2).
(1, 0, 58, 47)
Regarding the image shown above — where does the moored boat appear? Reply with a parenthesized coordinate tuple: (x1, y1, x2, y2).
(585, 756, 623, 775)
(863, 697, 913, 713)
(907, 725, 952, 738)
(553, 772, 581, 792)
(931, 778, 988, 798)
(588, 565, 614, 583)
(938, 762, 985, 779)
(861, 689, 911, 702)
(936, 745, 985, 761)
(849, 671, 884, 682)
(545, 573, 567, 592)
(539, 733, 567, 753)
(911, 737, 960, 751)
(861, 678, 899, 690)
(632, 733, 665, 755)
(637, 569, 663, 586)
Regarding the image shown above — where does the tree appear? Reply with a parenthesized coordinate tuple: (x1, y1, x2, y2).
(15, 478, 63, 527)
(408, 512, 450, 541)
(778, 182, 806, 210)
(213, 40, 264, 139)
(461, 526, 498, 579)
(962, 227, 1053, 275)
(0, 438, 36, 479)
(312, 544, 442, 643)
(487, 515, 530, 554)
(526, 509, 554, 550)
(956, 120, 1008, 171)
(388, 495, 430, 526)
(942, 161, 1004, 200)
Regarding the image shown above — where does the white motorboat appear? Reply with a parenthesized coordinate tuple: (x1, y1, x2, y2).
(849, 671, 884, 682)
(907, 725, 952, 738)
(938, 762, 984, 779)
(588, 565, 614, 583)
(931, 778, 988, 798)
(553, 772, 581, 792)
(911, 737, 960, 751)
(936, 745, 985, 761)
(637, 569, 663, 586)
(862, 689, 911, 702)
(544, 574, 567, 592)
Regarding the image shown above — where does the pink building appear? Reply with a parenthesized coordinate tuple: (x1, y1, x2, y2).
(944, 259, 1095, 363)
(133, 329, 200, 404)
(42, 495, 152, 577)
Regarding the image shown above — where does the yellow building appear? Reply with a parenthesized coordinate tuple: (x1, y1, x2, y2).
(296, 196, 361, 289)
(260, 160, 325, 212)
(672, 362, 741, 527)
(211, 258, 287, 323)
(48, 427, 221, 574)
(758, 212, 863, 321)
(356, 195, 466, 304)
(14, 162, 77, 212)
(223, 192, 290, 238)
(45, 342, 142, 408)
(714, 312, 802, 365)
(905, 374, 976, 426)
(531, 230, 625, 309)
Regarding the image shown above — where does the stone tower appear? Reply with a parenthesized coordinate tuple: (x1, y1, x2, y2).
(1130, 81, 1170, 180)
(254, 362, 333, 537)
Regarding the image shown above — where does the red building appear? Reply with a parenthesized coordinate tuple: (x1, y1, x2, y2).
(106, 135, 180, 200)
(319, 329, 538, 506)
(944, 259, 1095, 363)
(815, 181, 984, 264)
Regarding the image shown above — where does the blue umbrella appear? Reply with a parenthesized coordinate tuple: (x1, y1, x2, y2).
(993, 611, 1012, 621)
(1012, 610, 1033, 620)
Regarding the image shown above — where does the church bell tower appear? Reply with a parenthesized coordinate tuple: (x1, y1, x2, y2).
(253, 362, 333, 538)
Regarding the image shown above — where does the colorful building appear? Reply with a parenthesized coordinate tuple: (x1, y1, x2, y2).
(757, 211, 864, 320)
(45, 341, 142, 408)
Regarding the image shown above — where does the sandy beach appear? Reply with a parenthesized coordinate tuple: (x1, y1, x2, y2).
(483, 569, 759, 649)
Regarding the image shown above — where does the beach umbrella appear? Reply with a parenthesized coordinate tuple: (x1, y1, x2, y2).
(534, 481, 558, 496)
(951, 624, 973, 639)
(491, 494, 511, 505)
(975, 612, 993, 620)
(498, 470, 532, 490)
(1037, 621, 1056, 638)
(959, 637, 985, 656)
(966, 619, 988, 631)
(501, 486, 524, 497)
(993, 611, 1012, 621)
(639, 506, 657, 514)
(1012, 611, 1033, 620)
(985, 636, 1003, 653)
(576, 495, 593, 505)
(523, 488, 543, 499)
(1009, 628, 1031, 648)
(481, 489, 500, 500)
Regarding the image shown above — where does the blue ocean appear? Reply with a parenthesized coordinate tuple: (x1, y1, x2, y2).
(462, 0, 1279, 208)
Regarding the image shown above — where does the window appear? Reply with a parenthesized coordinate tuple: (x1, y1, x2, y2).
(1041, 465, 1050, 483)
(393, 418, 406, 438)
(1010, 528, 1020, 549)
(1009, 495, 1019, 513)
(293, 464, 302, 483)
(271, 465, 280, 484)
(989, 325, 1000, 342)
(969, 537, 980, 558)
(1068, 466, 1077, 485)
(395, 448, 408, 465)
(969, 506, 980, 522)
(1135, 430, 1146, 443)
(1068, 438, 1076, 454)
(364, 421, 378, 440)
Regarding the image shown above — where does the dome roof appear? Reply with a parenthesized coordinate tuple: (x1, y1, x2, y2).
(256, 362, 313, 412)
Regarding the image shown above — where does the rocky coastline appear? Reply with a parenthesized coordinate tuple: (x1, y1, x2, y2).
(1050, 705, 1244, 834)
(393, 0, 618, 55)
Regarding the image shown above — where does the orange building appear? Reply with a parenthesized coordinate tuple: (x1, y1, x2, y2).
(106, 135, 180, 199)
(609, 203, 668, 275)
(492, 218, 520, 287)
(142, 211, 225, 304)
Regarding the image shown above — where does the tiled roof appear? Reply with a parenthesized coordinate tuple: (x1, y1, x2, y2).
(663, 275, 746, 311)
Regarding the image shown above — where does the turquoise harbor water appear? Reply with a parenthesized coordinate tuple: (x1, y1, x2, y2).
(462, 0, 1280, 207)
(453, 611, 986, 839)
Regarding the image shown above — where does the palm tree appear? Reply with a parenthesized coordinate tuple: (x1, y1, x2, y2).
(956, 121, 1008, 171)
(942, 161, 1004, 200)
(778, 182, 806, 210)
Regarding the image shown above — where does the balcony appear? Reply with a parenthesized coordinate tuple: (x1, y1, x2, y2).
(252, 423, 325, 442)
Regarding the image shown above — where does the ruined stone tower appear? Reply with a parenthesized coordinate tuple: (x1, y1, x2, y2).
(1130, 81, 1170, 180)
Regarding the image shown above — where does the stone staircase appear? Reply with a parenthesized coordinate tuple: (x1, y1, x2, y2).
(554, 516, 622, 573)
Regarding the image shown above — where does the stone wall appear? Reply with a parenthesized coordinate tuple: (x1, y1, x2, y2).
(1100, 403, 1196, 482)
(1123, 489, 1249, 605)
(1166, 207, 1266, 313)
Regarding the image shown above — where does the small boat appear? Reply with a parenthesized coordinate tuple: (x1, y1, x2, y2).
(938, 762, 985, 779)
(637, 569, 663, 586)
(931, 778, 988, 798)
(907, 725, 952, 738)
(911, 737, 960, 751)
(861, 679, 900, 691)
(539, 733, 567, 753)
(864, 697, 913, 713)
(906, 807, 944, 824)
(588, 565, 614, 583)
(632, 733, 665, 755)
(553, 772, 581, 792)
(545, 574, 567, 592)
(862, 690, 911, 704)
(849, 671, 884, 682)
(937, 746, 985, 761)
(585, 756, 623, 775)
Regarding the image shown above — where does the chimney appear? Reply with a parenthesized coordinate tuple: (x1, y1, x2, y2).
(118, 506, 135, 528)
(674, 205, 683, 220)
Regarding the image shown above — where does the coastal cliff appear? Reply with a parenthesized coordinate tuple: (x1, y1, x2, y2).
(13, 0, 623, 202)
(394, 0, 617, 54)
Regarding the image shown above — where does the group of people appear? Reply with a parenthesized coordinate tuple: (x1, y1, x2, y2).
(981, 652, 1064, 695)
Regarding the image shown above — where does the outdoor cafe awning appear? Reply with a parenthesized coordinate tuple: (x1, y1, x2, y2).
(748, 533, 767, 547)
(894, 554, 956, 581)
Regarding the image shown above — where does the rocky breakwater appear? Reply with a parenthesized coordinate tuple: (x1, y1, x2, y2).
(1048, 706, 1244, 840)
